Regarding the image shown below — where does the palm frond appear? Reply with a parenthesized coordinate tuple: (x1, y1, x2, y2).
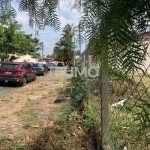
(76, 0, 150, 73)
(0, 0, 16, 22)
(18, 0, 60, 30)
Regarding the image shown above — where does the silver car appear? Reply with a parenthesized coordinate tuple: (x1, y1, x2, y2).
(47, 62, 56, 70)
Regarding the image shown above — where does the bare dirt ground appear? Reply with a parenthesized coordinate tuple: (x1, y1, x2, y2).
(0, 70, 71, 138)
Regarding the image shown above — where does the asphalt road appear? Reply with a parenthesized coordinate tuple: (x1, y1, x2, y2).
(0, 84, 18, 98)
(0, 76, 39, 98)
(0, 67, 69, 98)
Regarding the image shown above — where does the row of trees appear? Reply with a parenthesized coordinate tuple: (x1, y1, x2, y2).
(0, 14, 42, 61)
(53, 24, 75, 63)
(53, 24, 81, 64)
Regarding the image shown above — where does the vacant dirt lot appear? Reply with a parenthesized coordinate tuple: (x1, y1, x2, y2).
(0, 71, 70, 138)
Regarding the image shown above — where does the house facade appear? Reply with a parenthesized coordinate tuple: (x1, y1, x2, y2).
(140, 31, 150, 74)
(14, 54, 38, 63)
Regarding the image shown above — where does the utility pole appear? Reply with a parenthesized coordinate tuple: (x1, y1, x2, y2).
(34, 23, 38, 62)
(100, 48, 109, 150)
(42, 42, 44, 64)
(35, 24, 36, 39)
(78, 23, 81, 57)
(74, 36, 76, 67)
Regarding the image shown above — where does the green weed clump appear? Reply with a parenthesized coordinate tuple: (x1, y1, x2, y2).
(108, 68, 150, 149)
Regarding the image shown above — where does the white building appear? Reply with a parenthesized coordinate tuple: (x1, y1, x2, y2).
(140, 31, 150, 74)
(13, 54, 38, 63)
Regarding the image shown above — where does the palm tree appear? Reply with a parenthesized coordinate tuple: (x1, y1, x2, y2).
(53, 24, 76, 64)
(74, 0, 150, 72)
(60, 24, 77, 64)
(53, 40, 64, 61)
(0, 0, 60, 30)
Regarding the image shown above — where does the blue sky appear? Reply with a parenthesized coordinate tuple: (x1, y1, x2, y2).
(12, 1, 84, 56)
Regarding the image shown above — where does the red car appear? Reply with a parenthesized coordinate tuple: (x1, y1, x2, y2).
(0, 62, 36, 86)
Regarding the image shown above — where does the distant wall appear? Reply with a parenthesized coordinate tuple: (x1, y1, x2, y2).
(141, 43, 150, 74)
(14, 54, 38, 63)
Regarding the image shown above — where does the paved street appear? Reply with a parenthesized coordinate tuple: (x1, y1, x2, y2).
(50, 66, 73, 78)
(0, 67, 71, 98)
(0, 84, 18, 98)
(0, 76, 39, 98)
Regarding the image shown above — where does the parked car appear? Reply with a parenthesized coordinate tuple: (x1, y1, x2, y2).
(28, 62, 34, 66)
(47, 62, 56, 70)
(57, 62, 64, 67)
(0, 62, 36, 86)
(32, 63, 48, 76)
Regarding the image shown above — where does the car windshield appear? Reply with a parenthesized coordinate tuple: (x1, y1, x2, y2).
(28, 62, 34, 66)
(47, 63, 55, 66)
(0, 63, 20, 70)
(33, 64, 43, 67)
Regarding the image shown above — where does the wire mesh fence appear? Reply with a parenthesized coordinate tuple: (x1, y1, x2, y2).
(81, 35, 150, 149)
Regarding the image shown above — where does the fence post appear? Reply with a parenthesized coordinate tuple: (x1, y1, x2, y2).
(85, 46, 89, 81)
(100, 49, 109, 150)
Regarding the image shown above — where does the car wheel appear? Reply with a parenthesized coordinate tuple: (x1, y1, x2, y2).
(0, 82, 4, 86)
(42, 72, 45, 76)
(20, 77, 27, 86)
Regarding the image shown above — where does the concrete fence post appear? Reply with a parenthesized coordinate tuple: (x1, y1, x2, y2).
(100, 49, 109, 150)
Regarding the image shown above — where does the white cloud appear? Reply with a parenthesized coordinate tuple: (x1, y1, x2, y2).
(16, 13, 29, 25)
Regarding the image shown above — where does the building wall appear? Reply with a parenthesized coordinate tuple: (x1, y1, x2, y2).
(141, 43, 150, 74)
(14, 54, 38, 63)
(81, 33, 150, 75)
(132, 32, 150, 74)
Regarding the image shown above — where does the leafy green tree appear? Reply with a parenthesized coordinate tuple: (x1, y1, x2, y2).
(46, 54, 52, 58)
(31, 52, 41, 59)
(53, 24, 76, 63)
(0, 13, 16, 26)
(53, 51, 64, 61)
(75, 50, 80, 56)
(0, 21, 21, 60)
(53, 40, 64, 61)
(61, 24, 76, 61)
(0, 20, 41, 61)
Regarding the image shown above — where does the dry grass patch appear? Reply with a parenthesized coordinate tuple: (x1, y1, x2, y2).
(134, 75, 150, 92)
(0, 73, 70, 147)
(14, 108, 43, 126)
(0, 69, 78, 149)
